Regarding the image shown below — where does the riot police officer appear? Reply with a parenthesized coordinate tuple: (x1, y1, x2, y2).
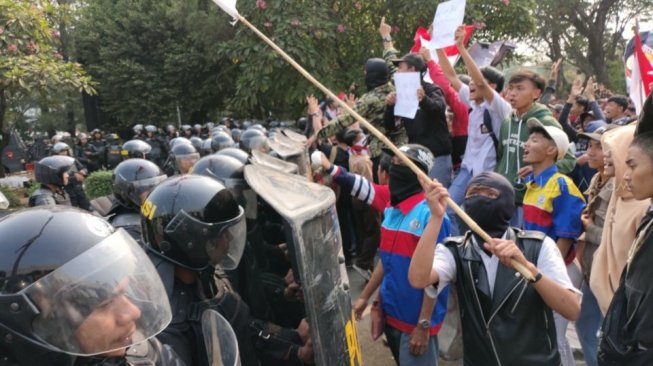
(51, 142, 92, 211)
(211, 132, 235, 153)
(89, 129, 109, 169)
(217, 147, 250, 165)
(108, 158, 167, 241)
(29, 155, 75, 207)
(165, 124, 178, 145)
(0, 207, 181, 366)
(105, 133, 123, 169)
(76, 133, 101, 172)
(121, 139, 152, 160)
(240, 129, 269, 154)
(167, 142, 199, 175)
(144, 125, 169, 169)
(133, 124, 145, 140)
(180, 125, 193, 139)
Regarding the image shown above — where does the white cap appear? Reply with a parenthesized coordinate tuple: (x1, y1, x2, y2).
(527, 118, 570, 161)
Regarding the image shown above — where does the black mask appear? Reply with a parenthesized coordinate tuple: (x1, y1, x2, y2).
(389, 164, 422, 206)
(463, 172, 516, 253)
(365, 58, 389, 91)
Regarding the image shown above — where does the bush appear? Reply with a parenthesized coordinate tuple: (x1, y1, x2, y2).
(25, 180, 40, 197)
(0, 185, 22, 207)
(84, 170, 114, 199)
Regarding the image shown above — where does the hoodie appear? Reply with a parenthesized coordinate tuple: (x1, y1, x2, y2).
(495, 102, 576, 205)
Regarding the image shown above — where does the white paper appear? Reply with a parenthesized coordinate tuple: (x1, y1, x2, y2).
(211, 0, 239, 20)
(394, 72, 421, 119)
(430, 0, 466, 49)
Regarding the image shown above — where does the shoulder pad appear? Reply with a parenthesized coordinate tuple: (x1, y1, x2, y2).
(443, 235, 466, 246)
(517, 229, 546, 241)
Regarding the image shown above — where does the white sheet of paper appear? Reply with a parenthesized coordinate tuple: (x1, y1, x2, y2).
(430, 0, 466, 49)
(211, 0, 239, 19)
(394, 72, 421, 119)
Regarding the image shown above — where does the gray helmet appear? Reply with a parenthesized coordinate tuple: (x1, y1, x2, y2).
(145, 125, 157, 133)
(35, 156, 75, 186)
(169, 137, 191, 149)
(211, 132, 235, 152)
(239, 129, 268, 153)
(189, 136, 204, 152)
(51, 142, 71, 156)
(216, 148, 249, 165)
(121, 139, 152, 159)
(112, 159, 167, 208)
(133, 124, 144, 133)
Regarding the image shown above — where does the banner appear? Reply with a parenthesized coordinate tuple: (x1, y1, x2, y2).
(624, 31, 653, 113)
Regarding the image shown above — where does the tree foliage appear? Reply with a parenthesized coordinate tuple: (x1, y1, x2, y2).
(0, 0, 95, 133)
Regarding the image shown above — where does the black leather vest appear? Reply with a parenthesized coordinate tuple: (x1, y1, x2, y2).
(444, 228, 560, 366)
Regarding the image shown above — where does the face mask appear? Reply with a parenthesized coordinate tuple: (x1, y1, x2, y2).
(464, 195, 513, 255)
(389, 164, 422, 206)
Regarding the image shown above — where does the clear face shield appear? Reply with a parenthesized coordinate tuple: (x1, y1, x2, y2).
(164, 206, 247, 270)
(174, 153, 200, 172)
(19, 229, 172, 357)
(125, 174, 168, 207)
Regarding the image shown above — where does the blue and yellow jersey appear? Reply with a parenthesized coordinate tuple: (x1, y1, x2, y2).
(523, 165, 586, 241)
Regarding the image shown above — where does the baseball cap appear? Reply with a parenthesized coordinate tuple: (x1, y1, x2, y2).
(390, 53, 426, 73)
(527, 118, 570, 161)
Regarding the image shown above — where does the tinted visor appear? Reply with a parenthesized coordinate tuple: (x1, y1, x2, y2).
(125, 174, 167, 207)
(164, 206, 246, 270)
(24, 229, 171, 356)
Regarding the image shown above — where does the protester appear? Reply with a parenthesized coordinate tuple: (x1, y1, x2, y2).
(575, 125, 611, 366)
(321, 144, 450, 366)
(598, 128, 653, 364)
(495, 69, 576, 227)
(408, 172, 581, 366)
(522, 119, 585, 366)
(438, 25, 512, 235)
(603, 95, 632, 125)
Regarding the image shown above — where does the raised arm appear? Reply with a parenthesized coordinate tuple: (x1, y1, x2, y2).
(455, 25, 494, 103)
(436, 48, 462, 92)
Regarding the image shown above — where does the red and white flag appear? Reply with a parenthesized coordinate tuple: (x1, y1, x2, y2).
(625, 31, 653, 114)
(411, 25, 474, 66)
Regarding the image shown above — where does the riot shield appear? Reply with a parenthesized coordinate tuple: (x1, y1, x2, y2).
(201, 309, 241, 366)
(267, 131, 311, 178)
(244, 165, 362, 366)
(251, 150, 299, 175)
(281, 128, 307, 144)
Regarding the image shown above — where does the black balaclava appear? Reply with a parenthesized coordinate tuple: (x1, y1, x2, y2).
(463, 172, 516, 251)
(365, 58, 389, 91)
(389, 164, 423, 206)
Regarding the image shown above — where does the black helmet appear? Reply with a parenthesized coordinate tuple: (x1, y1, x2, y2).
(189, 136, 204, 152)
(365, 58, 389, 90)
(170, 142, 200, 171)
(240, 129, 268, 153)
(51, 142, 71, 156)
(145, 125, 157, 134)
(0, 207, 171, 362)
(191, 155, 244, 185)
(169, 136, 191, 148)
(216, 147, 249, 165)
(35, 156, 75, 186)
(211, 132, 235, 152)
(121, 139, 152, 159)
(112, 159, 167, 208)
(296, 117, 308, 131)
(141, 175, 247, 271)
(231, 128, 242, 141)
(382, 143, 434, 173)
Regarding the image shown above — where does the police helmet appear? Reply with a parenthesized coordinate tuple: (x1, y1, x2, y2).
(51, 142, 71, 156)
(239, 129, 269, 153)
(166, 124, 177, 133)
(112, 159, 167, 208)
(189, 136, 204, 152)
(121, 139, 152, 159)
(35, 156, 75, 186)
(77, 132, 88, 141)
(133, 124, 144, 133)
(141, 175, 247, 271)
(169, 136, 191, 149)
(249, 124, 267, 134)
(211, 132, 235, 153)
(241, 120, 253, 130)
(145, 125, 157, 134)
(231, 128, 242, 141)
(0, 207, 171, 362)
(296, 117, 308, 131)
(193, 124, 203, 131)
(216, 147, 249, 165)
(181, 124, 192, 132)
(170, 142, 200, 170)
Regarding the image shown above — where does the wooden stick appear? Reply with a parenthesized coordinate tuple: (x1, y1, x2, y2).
(236, 14, 534, 282)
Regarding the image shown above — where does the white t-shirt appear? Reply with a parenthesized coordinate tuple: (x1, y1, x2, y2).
(458, 84, 513, 176)
(432, 234, 580, 297)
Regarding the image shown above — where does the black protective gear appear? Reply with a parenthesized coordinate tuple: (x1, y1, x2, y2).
(141, 175, 246, 272)
(364, 57, 390, 91)
(121, 139, 152, 159)
(240, 129, 268, 153)
(112, 158, 167, 209)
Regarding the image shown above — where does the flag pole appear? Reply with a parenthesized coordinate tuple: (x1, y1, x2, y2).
(227, 11, 534, 281)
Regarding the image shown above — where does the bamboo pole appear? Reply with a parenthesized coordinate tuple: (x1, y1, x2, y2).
(234, 14, 534, 281)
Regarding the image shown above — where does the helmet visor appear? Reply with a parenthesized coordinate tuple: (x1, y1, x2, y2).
(126, 174, 167, 207)
(164, 206, 246, 270)
(24, 229, 172, 356)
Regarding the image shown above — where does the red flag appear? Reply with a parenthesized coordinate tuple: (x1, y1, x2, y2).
(410, 25, 474, 55)
(635, 32, 653, 97)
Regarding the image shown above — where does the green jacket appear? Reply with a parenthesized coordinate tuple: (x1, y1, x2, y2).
(317, 82, 407, 158)
(495, 102, 576, 205)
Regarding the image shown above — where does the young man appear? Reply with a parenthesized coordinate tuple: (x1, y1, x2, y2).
(321, 145, 451, 366)
(575, 126, 611, 366)
(603, 95, 632, 125)
(408, 171, 581, 366)
(495, 70, 576, 227)
(438, 25, 513, 235)
(599, 131, 653, 365)
(522, 118, 586, 366)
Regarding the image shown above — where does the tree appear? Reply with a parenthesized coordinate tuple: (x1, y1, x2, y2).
(531, 0, 653, 88)
(0, 0, 95, 176)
